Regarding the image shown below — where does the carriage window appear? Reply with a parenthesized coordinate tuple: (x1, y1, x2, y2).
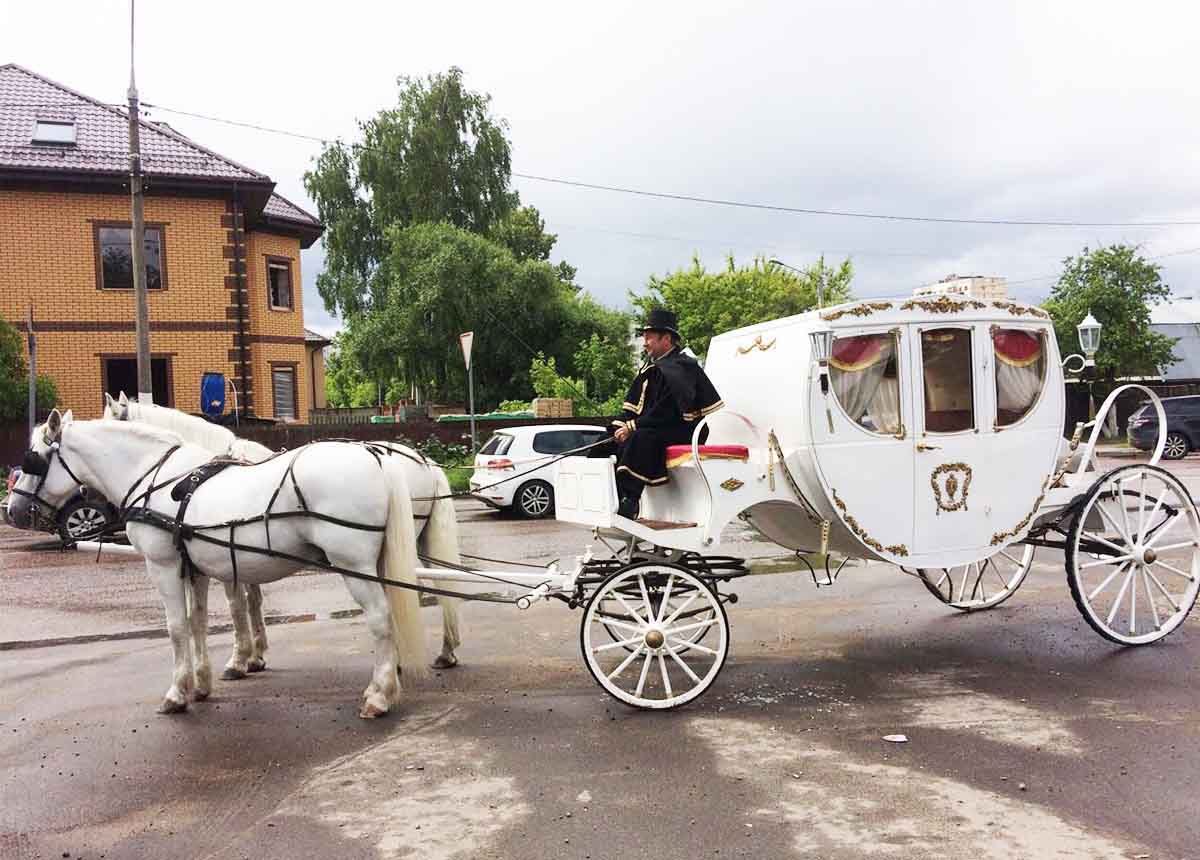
(993, 328, 1047, 427)
(829, 333, 901, 435)
(921, 328, 974, 433)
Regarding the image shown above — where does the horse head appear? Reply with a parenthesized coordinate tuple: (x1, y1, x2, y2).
(7, 408, 78, 529)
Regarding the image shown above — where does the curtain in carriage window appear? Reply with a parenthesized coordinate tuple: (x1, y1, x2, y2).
(993, 328, 1046, 427)
(829, 333, 901, 435)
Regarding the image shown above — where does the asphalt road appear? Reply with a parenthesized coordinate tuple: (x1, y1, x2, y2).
(1, 455, 1198, 859)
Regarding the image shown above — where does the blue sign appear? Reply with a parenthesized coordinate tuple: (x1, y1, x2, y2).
(201, 373, 226, 417)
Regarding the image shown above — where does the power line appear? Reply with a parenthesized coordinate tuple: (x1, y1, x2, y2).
(138, 101, 1200, 230)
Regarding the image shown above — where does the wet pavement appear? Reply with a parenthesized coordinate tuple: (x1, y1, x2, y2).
(1, 456, 1198, 859)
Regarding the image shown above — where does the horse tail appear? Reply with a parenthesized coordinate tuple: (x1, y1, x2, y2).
(422, 467, 463, 651)
(378, 457, 428, 682)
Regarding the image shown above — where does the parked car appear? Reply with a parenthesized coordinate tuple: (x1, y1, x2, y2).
(3, 466, 120, 544)
(470, 425, 609, 518)
(1127, 395, 1200, 459)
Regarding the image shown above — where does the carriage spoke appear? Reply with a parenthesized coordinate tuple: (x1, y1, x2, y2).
(594, 634, 646, 653)
(998, 549, 1023, 567)
(608, 645, 644, 680)
(595, 614, 642, 634)
(1143, 489, 1167, 541)
(1150, 541, 1197, 553)
(1129, 562, 1138, 634)
(1118, 478, 1135, 543)
(657, 654, 672, 698)
(1141, 568, 1163, 630)
(634, 652, 653, 697)
(662, 591, 700, 627)
(666, 645, 702, 683)
(1079, 554, 1132, 570)
(1146, 513, 1184, 549)
(665, 617, 720, 638)
(668, 637, 718, 656)
(636, 575, 653, 622)
(1097, 504, 1130, 545)
(657, 574, 675, 623)
(1105, 567, 1136, 626)
(615, 593, 648, 626)
(1137, 474, 1147, 539)
(1081, 529, 1129, 556)
(1088, 562, 1129, 602)
(1145, 568, 1183, 611)
(1150, 560, 1195, 582)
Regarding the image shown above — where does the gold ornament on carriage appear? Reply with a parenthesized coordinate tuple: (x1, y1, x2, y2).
(930, 462, 972, 514)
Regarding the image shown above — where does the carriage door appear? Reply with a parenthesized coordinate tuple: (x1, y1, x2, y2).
(909, 323, 993, 554)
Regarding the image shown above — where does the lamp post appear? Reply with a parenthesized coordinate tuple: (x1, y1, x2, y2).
(769, 258, 824, 309)
(1077, 311, 1103, 422)
(810, 328, 835, 432)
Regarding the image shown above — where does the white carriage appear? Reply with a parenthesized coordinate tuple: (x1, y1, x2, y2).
(545, 296, 1199, 709)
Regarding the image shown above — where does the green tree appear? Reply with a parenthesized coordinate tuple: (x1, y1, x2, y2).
(1043, 244, 1177, 379)
(488, 205, 556, 263)
(304, 67, 521, 319)
(0, 319, 58, 422)
(631, 254, 853, 356)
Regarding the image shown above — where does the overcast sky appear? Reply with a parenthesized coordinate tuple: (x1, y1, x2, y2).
(6, 0, 1200, 337)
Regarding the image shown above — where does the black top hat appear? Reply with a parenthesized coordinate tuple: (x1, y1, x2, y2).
(638, 307, 680, 337)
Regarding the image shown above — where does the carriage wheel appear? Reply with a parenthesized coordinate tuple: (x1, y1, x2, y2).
(917, 545, 1036, 611)
(1066, 464, 1200, 645)
(581, 562, 729, 709)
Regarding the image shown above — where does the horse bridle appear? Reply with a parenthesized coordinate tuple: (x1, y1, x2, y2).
(10, 436, 87, 521)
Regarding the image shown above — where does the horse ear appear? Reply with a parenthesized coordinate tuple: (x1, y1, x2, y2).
(46, 408, 62, 439)
(62, 409, 74, 424)
(118, 392, 129, 407)
(104, 393, 116, 411)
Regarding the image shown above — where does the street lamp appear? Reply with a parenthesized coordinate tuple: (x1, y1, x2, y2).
(1077, 312, 1101, 367)
(810, 328, 835, 432)
(770, 258, 824, 308)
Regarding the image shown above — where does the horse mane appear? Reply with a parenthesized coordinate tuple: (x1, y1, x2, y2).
(96, 417, 186, 448)
(126, 403, 244, 456)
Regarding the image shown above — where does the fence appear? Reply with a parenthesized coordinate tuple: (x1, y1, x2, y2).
(0, 415, 614, 468)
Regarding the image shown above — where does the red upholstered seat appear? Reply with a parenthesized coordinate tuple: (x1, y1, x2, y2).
(665, 444, 750, 468)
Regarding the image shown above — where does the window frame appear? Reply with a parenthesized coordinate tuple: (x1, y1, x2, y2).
(270, 362, 299, 421)
(266, 255, 295, 312)
(97, 353, 175, 408)
(825, 327, 906, 439)
(917, 324, 977, 436)
(92, 221, 169, 291)
(991, 324, 1050, 432)
(32, 120, 76, 146)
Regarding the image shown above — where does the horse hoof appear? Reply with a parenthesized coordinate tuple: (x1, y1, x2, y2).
(193, 688, 210, 702)
(221, 667, 247, 681)
(247, 659, 267, 673)
(359, 701, 389, 719)
(432, 655, 459, 669)
(157, 698, 188, 715)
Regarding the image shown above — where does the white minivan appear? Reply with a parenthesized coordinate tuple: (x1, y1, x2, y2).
(470, 424, 609, 518)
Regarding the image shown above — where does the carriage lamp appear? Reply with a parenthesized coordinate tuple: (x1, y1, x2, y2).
(1077, 312, 1102, 367)
(810, 329, 836, 432)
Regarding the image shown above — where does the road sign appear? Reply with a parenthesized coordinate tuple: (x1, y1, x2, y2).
(459, 331, 474, 371)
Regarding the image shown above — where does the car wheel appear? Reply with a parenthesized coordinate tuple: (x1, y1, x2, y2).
(57, 497, 115, 544)
(1163, 432, 1189, 460)
(514, 480, 554, 519)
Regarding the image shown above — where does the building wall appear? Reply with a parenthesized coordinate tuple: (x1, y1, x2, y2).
(244, 231, 307, 420)
(913, 276, 1009, 300)
(0, 188, 310, 420)
(306, 343, 328, 409)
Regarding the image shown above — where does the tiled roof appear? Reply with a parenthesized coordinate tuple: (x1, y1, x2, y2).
(264, 191, 320, 227)
(304, 328, 332, 343)
(0, 63, 268, 182)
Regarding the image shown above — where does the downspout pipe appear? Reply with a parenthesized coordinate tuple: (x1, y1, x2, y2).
(231, 186, 249, 414)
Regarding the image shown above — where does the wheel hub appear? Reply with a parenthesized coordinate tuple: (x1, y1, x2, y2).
(644, 629, 665, 649)
(1142, 547, 1157, 565)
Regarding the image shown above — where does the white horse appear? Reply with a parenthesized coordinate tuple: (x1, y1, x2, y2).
(101, 393, 465, 676)
(9, 410, 427, 718)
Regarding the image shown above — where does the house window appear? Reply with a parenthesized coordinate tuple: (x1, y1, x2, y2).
(272, 365, 297, 420)
(32, 120, 76, 145)
(267, 258, 293, 310)
(95, 224, 165, 290)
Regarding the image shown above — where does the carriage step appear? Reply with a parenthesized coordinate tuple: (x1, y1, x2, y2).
(635, 518, 698, 530)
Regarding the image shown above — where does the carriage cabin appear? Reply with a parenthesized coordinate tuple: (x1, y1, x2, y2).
(557, 296, 1064, 570)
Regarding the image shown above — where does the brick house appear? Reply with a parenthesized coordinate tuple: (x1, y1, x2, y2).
(0, 63, 325, 421)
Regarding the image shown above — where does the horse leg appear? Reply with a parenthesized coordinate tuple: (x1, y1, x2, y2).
(150, 558, 194, 713)
(244, 584, 269, 672)
(188, 574, 212, 700)
(220, 580, 253, 680)
(432, 596, 462, 669)
(338, 575, 400, 719)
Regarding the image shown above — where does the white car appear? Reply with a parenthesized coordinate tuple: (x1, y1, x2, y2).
(470, 424, 609, 518)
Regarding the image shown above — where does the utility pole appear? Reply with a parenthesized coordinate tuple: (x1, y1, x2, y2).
(26, 304, 36, 437)
(127, 0, 153, 403)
